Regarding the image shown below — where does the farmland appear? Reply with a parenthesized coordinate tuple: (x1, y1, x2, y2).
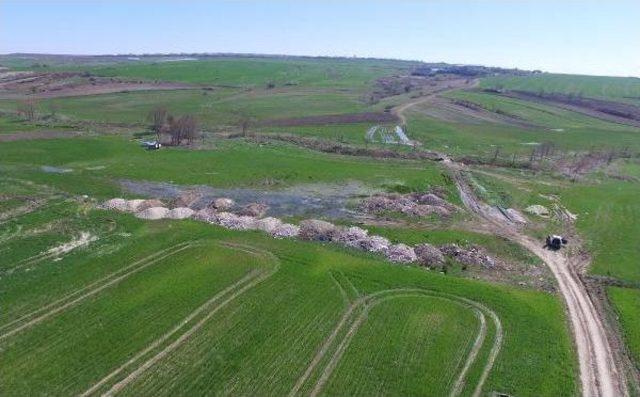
(1, 53, 639, 396)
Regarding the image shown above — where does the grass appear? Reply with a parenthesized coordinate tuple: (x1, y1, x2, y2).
(608, 287, 640, 366)
(0, 136, 451, 196)
(480, 73, 640, 102)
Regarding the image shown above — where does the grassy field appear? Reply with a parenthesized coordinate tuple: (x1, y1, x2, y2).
(608, 287, 640, 366)
(0, 198, 577, 396)
(480, 73, 640, 102)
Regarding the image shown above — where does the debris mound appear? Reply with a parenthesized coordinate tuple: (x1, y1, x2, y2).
(414, 243, 445, 267)
(352, 235, 390, 253)
(166, 207, 195, 219)
(360, 191, 454, 219)
(336, 226, 368, 247)
(135, 207, 170, 220)
(298, 219, 339, 242)
(214, 212, 250, 230)
(171, 190, 201, 208)
(238, 203, 269, 218)
(439, 243, 496, 268)
(271, 223, 300, 238)
(138, 199, 164, 211)
(254, 217, 283, 233)
(102, 198, 128, 211)
(209, 198, 235, 211)
(193, 208, 217, 223)
(385, 243, 417, 263)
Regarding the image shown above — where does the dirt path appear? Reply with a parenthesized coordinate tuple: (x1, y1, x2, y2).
(0, 242, 192, 340)
(448, 164, 626, 397)
(294, 286, 502, 397)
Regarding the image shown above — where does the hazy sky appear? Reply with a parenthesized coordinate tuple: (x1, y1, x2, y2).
(2, 0, 639, 77)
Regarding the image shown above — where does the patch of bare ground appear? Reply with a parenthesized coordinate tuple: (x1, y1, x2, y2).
(500, 90, 640, 128)
(0, 71, 195, 99)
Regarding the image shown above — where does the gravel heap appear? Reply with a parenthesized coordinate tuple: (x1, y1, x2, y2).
(209, 198, 235, 211)
(254, 217, 283, 233)
(170, 190, 202, 208)
(135, 207, 170, 220)
(271, 223, 300, 238)
(385, 243, 417, 263)
(102, 198, 128, 211)
(298, 219, 339, 242)
(360, 190, 454, 218)
(351, 235, 390, 253)
(125, 199, 146, 212)
(166, 207, 195, 219)
(238, 203, 269, 218)
(335, 226, 368, 247)
(193, 208, 218, 222)
(214, 212, 256, 230)
(414, 243, 445, 267)
(439, 243, 496, 268)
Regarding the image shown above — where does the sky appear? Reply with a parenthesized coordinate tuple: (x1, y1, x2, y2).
(1, 0, 639, 77)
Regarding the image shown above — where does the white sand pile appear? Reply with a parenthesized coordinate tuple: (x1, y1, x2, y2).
(414, 243, 445, 267)
(166, 207, 195, 219)
(102, 198, 128, 211)
(298, 219, 338, 242)
(336, 226, 368, 247)
(238, 203, 269, 218)
(126, 199, 146, 212)
(211, 198, 235, 211)
(193, 208, 218, 223)
(352, 235, 390, 253)
(254, 217, 283, 233)
(46, 232, 97, 257)
(385, 243, 417, 263)
(271, 223, 300, 238)
(135, 207, 170, 220)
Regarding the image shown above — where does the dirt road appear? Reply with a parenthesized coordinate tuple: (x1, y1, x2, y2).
(449, 164, 626, 397)
(392, 85, 627, 396)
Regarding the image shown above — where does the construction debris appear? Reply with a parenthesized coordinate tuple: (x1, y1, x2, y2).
(360, 190, 454, 219)
(166, 207, 195, 219)
(298, 219, 339, 242)
(414, 243, 445, 267)
(385, 243, 417, 263)
(170, 190, 201, 208)
(439, 244, 496, 268)
(525, 204, 550, 217)
(135, 207, 170, 220)
(238, 203, 269, 218)
(209, 198, 235, 211)
(271, 223, 300, 238)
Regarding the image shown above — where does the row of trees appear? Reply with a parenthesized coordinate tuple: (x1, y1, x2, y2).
(148, 107, 199, 146)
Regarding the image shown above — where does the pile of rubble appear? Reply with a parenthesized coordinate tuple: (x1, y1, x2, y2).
(100, 192, 496, 268)
(360, 190, 455, 218)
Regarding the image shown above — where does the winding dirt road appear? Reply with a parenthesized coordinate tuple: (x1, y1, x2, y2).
(394, 94, 627, 396)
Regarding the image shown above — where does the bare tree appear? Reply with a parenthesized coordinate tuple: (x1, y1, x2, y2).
(181, 115, 199, 144)
(167, 114, 198, 146)
(235, 112, 255, 137)
(17, 99, 37, 121)
(148, 106, 168, 142)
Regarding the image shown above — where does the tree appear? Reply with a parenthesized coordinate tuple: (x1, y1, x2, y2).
(235, 111, 255, 137)
(17, 99, 37, 121)
(167, 114, 198, 146)
(148, 106, 168, 142)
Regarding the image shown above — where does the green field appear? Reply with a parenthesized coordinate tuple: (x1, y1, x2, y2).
(480, 73, 640, 102)
(608, 287, 640, 366)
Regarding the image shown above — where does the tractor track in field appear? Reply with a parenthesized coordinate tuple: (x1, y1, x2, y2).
(0, 242, 193, 340)
(292, 284, 502, 397)
(84, 241, 281, 397)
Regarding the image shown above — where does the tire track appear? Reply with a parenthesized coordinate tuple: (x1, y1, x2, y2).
(90, 241, 281, 397)
(0, 242, 192, 340)
(292, 286, 501, 397)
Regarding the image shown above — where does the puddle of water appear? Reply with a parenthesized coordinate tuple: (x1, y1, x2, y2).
(120, 180, 380, 219)
(41, 166, 73, 173)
